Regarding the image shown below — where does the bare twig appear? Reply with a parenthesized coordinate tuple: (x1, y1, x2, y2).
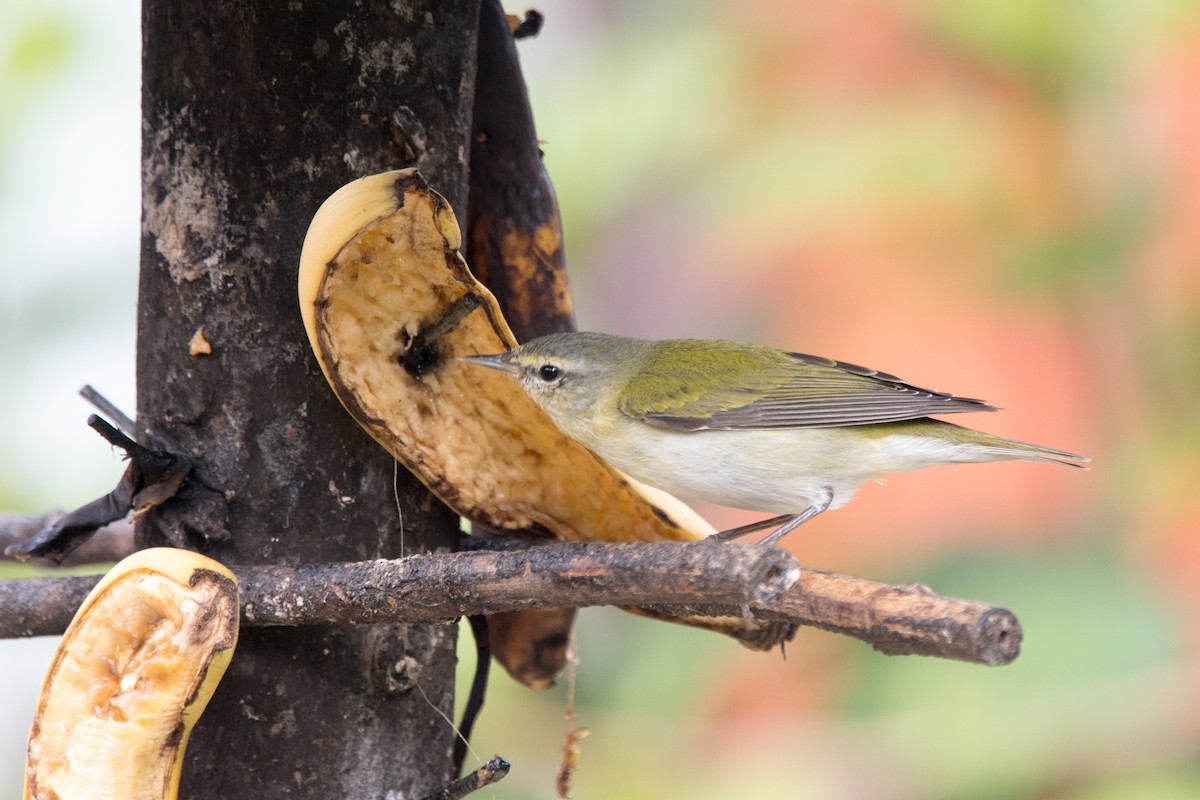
(555, 632, 588, 799)
(0, 541, 1020, 665)
(79, 385, 136, 437)
(453, 615, 491, 774)
(421, 756, 510, 800)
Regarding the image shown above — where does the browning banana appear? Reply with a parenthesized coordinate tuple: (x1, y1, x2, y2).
(24, 548, 240, 800)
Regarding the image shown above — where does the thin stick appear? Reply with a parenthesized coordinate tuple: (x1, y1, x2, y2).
(79, 385, 137, 437)
(420, 756, 510, 800)
(453, 615, 491, 774)
(555, 630, 588, 798)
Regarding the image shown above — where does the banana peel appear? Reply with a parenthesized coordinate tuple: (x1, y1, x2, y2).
(24, 548, 240, 800)
(297, 170, 793, 669)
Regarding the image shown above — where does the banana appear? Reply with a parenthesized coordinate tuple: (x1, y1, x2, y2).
(298, 169, 714, 543)
(24, 548, 240, 800)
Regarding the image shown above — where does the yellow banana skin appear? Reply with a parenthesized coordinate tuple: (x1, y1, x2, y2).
(24, 548, 240, 800)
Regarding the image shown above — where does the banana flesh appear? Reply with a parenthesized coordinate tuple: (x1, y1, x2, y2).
(24, 548, 240, 800)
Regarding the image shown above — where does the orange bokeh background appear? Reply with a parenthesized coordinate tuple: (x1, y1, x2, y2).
(482, 1, 1200, 797)
(2, 1, 1198, 798)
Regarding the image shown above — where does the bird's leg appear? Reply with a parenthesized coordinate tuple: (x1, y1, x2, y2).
(710, 514, 794, 542)
(758, 489, 835, 547)
(756, 508, 820, 546)
(709, 489, 835, 545)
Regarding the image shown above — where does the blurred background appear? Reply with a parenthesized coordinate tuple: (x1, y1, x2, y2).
(2, 0, 1198, 797)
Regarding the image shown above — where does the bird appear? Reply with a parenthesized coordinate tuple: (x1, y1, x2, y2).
(463, 332, 1088, 545)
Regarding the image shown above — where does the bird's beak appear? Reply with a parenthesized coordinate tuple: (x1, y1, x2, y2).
(460, 351, 520, 375)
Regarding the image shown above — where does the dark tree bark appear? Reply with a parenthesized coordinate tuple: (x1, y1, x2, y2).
(138, 1, 479, 796)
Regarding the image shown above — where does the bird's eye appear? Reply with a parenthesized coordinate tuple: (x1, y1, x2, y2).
(537, 364, 562, 382)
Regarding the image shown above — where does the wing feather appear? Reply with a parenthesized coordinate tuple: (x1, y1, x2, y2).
(622, 345, 997, 431)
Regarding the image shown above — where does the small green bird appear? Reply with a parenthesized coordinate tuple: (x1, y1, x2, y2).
(464, 332, 1088, 545)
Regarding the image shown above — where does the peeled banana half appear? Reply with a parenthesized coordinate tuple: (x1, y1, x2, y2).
(24, 548, 240, 800)
(298, 169, 714, 543)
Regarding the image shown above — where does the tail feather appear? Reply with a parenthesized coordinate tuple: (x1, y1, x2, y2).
(919, 419, 1090, 468)
(976, 442, 1090, 468)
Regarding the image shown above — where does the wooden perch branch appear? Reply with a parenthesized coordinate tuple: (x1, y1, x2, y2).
(639, 568, 1021, 666)
(0, 541, 1020, 665)
(775, 570, 1021, 665)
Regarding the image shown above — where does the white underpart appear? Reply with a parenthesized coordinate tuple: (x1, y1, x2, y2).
(584, 423, 983, 515)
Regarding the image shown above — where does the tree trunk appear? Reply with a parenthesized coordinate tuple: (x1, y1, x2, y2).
(137, 1, 479, 796)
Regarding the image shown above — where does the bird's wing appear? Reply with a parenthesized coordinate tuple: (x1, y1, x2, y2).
(620, 345, 997, 431)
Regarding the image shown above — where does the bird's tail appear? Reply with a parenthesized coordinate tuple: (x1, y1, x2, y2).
(976, 438, 1089, 467)
(935, 421, 1090, 468)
